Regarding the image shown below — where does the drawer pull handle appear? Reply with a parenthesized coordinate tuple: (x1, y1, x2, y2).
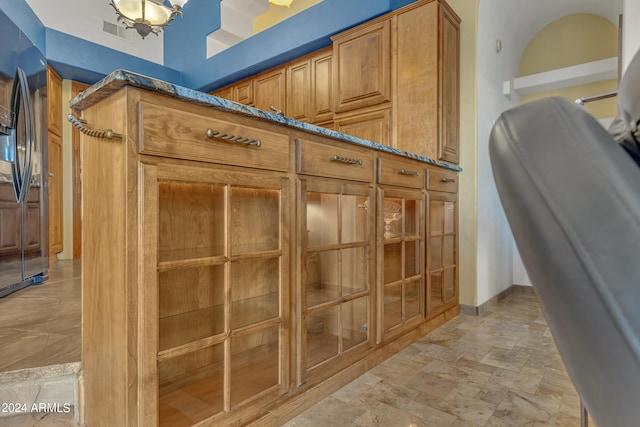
(330, 155, 362, 165)
(67, 114, 122, 140)
(205, 128, 262, 147)
(440, 177, 456, 183)
(399, 169, 420, 176)
(269, 104, 284, 116)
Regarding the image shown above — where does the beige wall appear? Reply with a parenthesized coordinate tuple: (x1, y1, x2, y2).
(447, 0, 478, 306)
(58, 80, 74, 260)
(519, 14, 618, 119)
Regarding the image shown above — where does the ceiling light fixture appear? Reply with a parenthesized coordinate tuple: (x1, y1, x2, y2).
(110, 0, 188, 39)
(269, 0, 294, 7)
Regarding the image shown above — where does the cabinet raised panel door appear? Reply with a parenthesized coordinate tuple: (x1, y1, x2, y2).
(254, 68, 285, 114)
(333, 20, 391, 113)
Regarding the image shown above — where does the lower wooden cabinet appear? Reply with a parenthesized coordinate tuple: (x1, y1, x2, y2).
(378, 187, 425, 341)
(141, 164, 291, 426)
(376, 155, 426, 342)
(427, 170, 459, 317)
(76, 85, 459, 427)
(298, 178, 375, 384)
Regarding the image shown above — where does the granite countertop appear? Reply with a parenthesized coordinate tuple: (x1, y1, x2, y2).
(69, 69, 462, 172)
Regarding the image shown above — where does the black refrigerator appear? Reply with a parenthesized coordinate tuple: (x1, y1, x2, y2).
(0, 8, 48, 298)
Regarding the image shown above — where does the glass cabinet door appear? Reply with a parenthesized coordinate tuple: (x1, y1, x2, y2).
(428, 192, 458, 316)
(301, 180, 373, 380)
(143, 165, 289, 427)
(380, 191, 425, 340)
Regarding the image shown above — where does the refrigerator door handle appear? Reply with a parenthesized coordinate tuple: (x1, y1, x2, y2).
(19, 68, 34, 203)
(10, 67, 34, 203)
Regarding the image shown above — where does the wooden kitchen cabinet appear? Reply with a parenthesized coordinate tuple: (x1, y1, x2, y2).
(296, 138, 375, 384)
(208, 0, 459, 163)
(75, 70, 460, 427)
(254, 68, 286, 114)
(427, 168, 458, 317)
(287, 58, 311, 122)
(47, 131, 63, 255)
(234, 80, 253, 105)
(394, 0, 460, 162)
(285, 47, 335, 125)
(332, 20, 391, 114)
(376, 155, 425, 341)
(335, 107, 391, 148)
(439, 4, 461, 163)
(46, 66, 62, 137)
(142, 164, 290, 426)
(211, 85, 232, 101)
(47, 66, 63, 259)
(210, 80, 253, 106)
(310, 47, 334, 124)
(79, 87, 292, 426)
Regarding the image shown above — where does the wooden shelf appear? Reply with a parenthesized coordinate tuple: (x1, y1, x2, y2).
(231, 292, 279, 329)
(159, 247, 225, 265)
(159, 306, 225, 351)
(158, 342, 279, 427)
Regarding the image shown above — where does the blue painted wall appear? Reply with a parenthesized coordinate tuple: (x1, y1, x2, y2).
(0, 0, 45, 50)
(1, 0, 417, 90)
(45, 29, 182, 85)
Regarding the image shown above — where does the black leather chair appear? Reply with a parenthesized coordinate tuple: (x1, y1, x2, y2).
(489, 53, 640, 426)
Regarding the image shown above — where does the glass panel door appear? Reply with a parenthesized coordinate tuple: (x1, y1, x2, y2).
(150, 168, 289, 426)
(428, 194, 457, 316)
(381, 191, 424, 339)
(303, 182, 372, 376)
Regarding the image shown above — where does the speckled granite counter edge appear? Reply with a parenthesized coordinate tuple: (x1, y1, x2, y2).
(69, 69, 462, 172)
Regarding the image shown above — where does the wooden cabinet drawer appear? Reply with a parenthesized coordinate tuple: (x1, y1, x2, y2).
(296, 138, 374, 182)
(139, 102, 290, 171)
(376, 156, 424, 189)
(427, 168, 458, 192)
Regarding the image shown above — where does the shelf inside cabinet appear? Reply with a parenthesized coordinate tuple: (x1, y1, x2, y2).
(158, 327, 280, 426)
(159, 344, 224, 427)
(159, 305, 224, 351)
(231, 292, 279, 329)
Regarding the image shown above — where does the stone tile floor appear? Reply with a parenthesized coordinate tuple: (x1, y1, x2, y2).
(3, 290, 589, 426)
(284, 292, 588, 427)
(0, 260, 81, 373)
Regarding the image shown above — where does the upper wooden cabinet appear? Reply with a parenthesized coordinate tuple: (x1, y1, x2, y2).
(210, 80, 253, 106)
(211, 85, 232, 102)
(235, 79, 253, 105)
(210, 0, 460, 164)
(286, 47, 335, 124)
(394, 0, 460, 162)
(332, 20, 391, 114)
(287, 58, 311, 122)
(46, 66, 62, 137)
(47, 66, 63, 260)
(310, 48, 334, 124)
(439, 5, 460, 163)
(254, 68, 285, 113)
(334, 107, 390, 147)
